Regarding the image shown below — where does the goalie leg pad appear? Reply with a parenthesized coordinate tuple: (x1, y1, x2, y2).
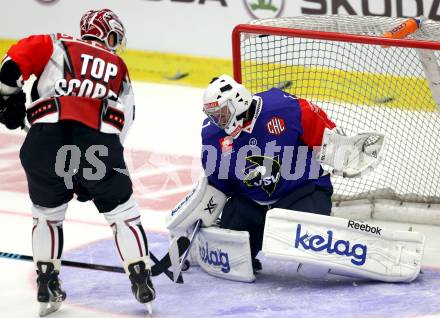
(220, 193, 268, 259)
(169, 225, 199, 266)
(196, 227, 255, 282)
(262, 208, 425, 282)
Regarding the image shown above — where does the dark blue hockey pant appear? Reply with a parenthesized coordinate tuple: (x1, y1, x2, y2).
(219, 183, 333, 260)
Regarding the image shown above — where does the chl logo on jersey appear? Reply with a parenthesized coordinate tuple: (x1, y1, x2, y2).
(266, 116, 286, 136)
(243, 155, 281, 196)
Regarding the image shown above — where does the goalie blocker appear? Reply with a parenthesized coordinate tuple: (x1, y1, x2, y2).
(263, 209, 425, 282)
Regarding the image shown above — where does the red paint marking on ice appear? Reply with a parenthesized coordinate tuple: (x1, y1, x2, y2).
(0, 209, 167, 234)
(0, 209, 31, 219)
(0, 133, 200, 212)
(0, 208, 107, 227)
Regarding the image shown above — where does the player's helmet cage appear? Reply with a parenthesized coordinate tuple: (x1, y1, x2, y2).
(80, 9, 126, 52)
(203, 75, 253, 137)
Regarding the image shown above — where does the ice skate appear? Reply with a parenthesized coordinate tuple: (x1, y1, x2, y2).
(127, 260, 155, 316)
(36, 261, 66, 317)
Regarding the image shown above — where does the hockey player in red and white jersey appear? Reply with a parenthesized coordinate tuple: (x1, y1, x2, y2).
(0, 9, 155, 316)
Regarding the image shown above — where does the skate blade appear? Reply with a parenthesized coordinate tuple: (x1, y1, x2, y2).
(145, 302, 153, 317)
(39, 301, 62, 317)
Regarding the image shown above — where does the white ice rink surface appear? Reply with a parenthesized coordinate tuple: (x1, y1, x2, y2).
(0, 82, 439, 318)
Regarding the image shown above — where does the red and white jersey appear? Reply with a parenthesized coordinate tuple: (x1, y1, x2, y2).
(6, 33, 135, 142)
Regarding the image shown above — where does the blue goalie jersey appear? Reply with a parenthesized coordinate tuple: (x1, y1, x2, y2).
(201, 88, 336, 204)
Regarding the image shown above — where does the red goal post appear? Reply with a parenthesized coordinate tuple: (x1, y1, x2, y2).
(231, 16, 440, 224)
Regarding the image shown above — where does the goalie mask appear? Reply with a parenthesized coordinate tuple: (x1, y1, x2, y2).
(80, 9, 126, 52)
(203, 75, 253, 138)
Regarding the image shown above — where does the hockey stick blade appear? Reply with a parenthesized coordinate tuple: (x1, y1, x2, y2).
(150, 237, 186, 284)
(0, 237, 190, 278)
(151, 236, 190, 277)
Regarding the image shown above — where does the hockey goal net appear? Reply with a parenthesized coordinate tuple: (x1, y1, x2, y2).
(232, 15, 440, 223)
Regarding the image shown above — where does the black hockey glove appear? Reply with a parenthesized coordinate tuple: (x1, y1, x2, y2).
(0, 91, 26, 130)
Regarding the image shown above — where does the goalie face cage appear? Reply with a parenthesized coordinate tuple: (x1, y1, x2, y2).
(232, 15, 440, 207)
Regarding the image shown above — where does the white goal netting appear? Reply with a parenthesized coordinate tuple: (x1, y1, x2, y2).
(235, 15, 440, 205)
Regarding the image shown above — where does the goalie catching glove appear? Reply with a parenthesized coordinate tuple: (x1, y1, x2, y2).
(0, 91, 26, 130)
(318, 127, 385, 178)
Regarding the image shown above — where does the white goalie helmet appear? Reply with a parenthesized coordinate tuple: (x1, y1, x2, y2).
(203, 75, 253, 138)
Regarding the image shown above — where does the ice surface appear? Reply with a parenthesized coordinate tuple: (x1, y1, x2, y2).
(61, 233, 440, 318)
(0, 82, 439, 318)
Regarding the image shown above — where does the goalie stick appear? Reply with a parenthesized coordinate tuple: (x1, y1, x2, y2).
(169, 219, 202, 281)
(0, 236, 190, 282)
